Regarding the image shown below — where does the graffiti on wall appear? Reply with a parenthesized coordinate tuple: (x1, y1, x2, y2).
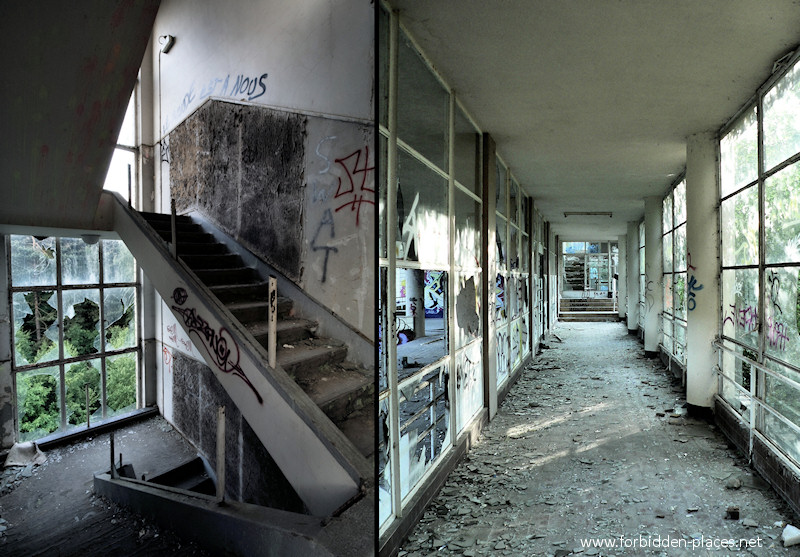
(766, 270, 791, 352)
(686, 253, 704, 311)
(495, 274, 506, 321)
(496, 327, 510, 382)
(425, 271, 445, 318)
(170, 288, 263, 403)
(310, 136, 374, 284)
(164, 71, 269, 132)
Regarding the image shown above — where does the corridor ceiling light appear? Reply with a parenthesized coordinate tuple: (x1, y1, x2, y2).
(563, 211, 613, 218)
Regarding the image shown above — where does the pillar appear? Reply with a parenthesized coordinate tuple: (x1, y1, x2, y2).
(482, 133, 498, 419)
(644, 197, 663, 355)
(617, 234, 627, 319)
(626, 221, 640, 333)
(685, 132, 719, 408)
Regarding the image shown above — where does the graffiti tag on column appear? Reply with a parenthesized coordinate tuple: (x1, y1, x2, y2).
(687, 275, 703, 311)
(645, 280, 655, 313)
(333, 146, 375, 227)
(170, 288, 263, 404)
(424, 271, 445, 317)
(310, 208, 338, 283)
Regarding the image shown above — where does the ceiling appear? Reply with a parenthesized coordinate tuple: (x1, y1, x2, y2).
(0, 0, 160, 230)
(389, 0, 800, 239)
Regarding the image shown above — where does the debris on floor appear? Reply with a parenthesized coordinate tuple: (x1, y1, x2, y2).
(3, 442, 47, 468)
(399, 322, 800, 556)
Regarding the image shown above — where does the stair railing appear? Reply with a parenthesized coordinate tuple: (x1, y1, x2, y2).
(170, 198, 178, 259)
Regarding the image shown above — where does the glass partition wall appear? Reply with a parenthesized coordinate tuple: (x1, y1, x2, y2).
(718, 52, 800, 469)
(379, 6, 536, 537)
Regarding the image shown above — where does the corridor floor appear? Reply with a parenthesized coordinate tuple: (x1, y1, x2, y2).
(399, 322, 800, 556)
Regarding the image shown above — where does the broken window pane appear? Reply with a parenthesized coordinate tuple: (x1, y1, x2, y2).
(456, 342, 483, 432)
(496, 159, 506, 216)
(378, 396, 393, 527)
(763, 58, 800, 171)
(396, 268, 448, 380)
(662, 193, 673, 234)
(12, 291, 59, 366)
(106, 352, 137, 417)
(16, 366, 61, 442)
(509, 225, 518, 270)
(61, 237, 99, 285)
(719, 340, 755, 421)
(103, 239, 136, 283)
(62, 289, 101, 358)
(496, 324, 510, 386)
(674, 272, 687, 321)
(496, 218, 507, 272)
(453, 272, 481, 350)
(454, 107, 479, 195)
(762, 267, 800, 364)
(765, 162, 800, 265)
(65, 358, 102, 429)
(663, 231, 673, 273)
(398, 364, 450, 500)
(509, 180, 519, 224)
(453, 188, 480, 268)
(10, 235, 56, 287)
(674, 180, 687, 226)
(104, 287, 136, 351)
(510, 318, 522, 368)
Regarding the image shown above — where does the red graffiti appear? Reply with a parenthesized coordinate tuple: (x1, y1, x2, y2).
(334, 146, 374, 226)
(162, 346, 173, 374)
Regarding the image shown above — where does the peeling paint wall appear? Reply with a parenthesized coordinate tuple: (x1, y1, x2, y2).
(169, 102, 306, 281)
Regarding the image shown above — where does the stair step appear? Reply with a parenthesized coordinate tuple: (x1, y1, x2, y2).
(146, 220, 205, 234)
(226, 297, 293, 323)
(140, 211, 195, 225)
(176, 242, 230, 256)
(194, 267, 259, 286)
(155, 228, 218, 244)
(248, 318, 317, 346)
(146, 456, 214, 495)
(277, 338, 348, 377)
(290, 357, 373, 422)
(336, 401, 375, 459)
(181, 253, 243, 270)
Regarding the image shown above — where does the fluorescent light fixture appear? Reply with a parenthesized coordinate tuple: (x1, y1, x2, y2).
(563, 212, 613, 218)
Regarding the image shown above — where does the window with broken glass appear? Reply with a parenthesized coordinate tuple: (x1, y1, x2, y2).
(662, 178, 687, 366)
(9, 236, 139, 442)
(718, 52, 800, 466)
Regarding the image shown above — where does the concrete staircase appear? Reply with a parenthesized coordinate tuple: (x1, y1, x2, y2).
(145, 456, 216, 496)
(559, 297, 619, 322)
(140, 211, 374, 459)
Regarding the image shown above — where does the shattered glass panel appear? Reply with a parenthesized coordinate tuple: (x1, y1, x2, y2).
(62, 289, 101, 358)
(456, 342, 483, 432)
(509, 180, 519, 225)
(104, 287, 137, 351)
(674, 180, 687, 226)
(663, 274, 673, 316)
(510, 318, 522, 367)
(379, 267, 388, 393)
(61, 237, 99, 285)
(674, 225, 687, 272)
(454, 188, 481, 269)
(507, 275, 518, 320)
(106, 352, 137, 417)
(396, 268, 447, 381)
(663, 231, 673, 273)
(719, 339, 755, 422)
(674, 322, 686, 364)
(495, 273, 507, 323)
(663, 193, 673, 234)
(453, 272, 481, 350)
(496, 324, 510, 387)
(103, 239, 136, 284)
(16, 366, 61, 442)
(398, 364, 450, 500)
(378, 396, 393, 527)
(65, 358, 101, 429)
(10, 235, 56, 287)
(765, 162, 800, 265)
(721, 269, 759, 350)
(662, 315, 673, 353)
(674, 272, 687, 321)
(12, 291, 60, 366)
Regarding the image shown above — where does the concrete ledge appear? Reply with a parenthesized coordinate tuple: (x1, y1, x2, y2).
(94, 473, 335, 556)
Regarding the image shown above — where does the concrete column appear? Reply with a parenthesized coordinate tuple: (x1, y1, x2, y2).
(685, 132, 719, 408)
(626, 221, 640, 333)
(644, 197, 663, 355)
(617, 234, 627, 319)
(482, 134, 498, 419)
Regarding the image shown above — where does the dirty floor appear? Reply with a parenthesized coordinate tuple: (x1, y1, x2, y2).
(0, 415, 212, 556)
(400, 322, 800, 556)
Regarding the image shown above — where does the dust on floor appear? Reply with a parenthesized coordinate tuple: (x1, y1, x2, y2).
(400, 322, 800, 556)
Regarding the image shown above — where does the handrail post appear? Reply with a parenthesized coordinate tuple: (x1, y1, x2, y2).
(170, 198, 178, 259)
(85, 383, 91, 429)
(216, 406, 226, 504)
(127, 163, 132, 209)
(109, 432, 116, 479)
(268, 276, 277, 368)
